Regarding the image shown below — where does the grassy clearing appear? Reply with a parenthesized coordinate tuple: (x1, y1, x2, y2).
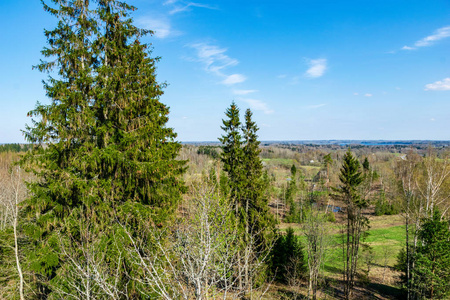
(279, 218, 405, 277)
(262, 158, 295, 168)
(323, 225, 405, 277)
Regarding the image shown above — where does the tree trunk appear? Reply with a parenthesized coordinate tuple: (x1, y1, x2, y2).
(13, 170, 25, 300)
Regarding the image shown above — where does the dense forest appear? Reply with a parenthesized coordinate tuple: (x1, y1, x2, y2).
(1, 0, 449, 299)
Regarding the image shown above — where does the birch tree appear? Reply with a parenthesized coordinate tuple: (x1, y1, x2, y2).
(0, 163, 27, 300)
(303, 209, 328, 300)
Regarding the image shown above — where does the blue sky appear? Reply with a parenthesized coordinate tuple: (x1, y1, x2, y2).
(1, 0, 449, 142)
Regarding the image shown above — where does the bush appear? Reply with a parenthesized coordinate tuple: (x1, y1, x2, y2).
(270, 228, 306, 283)
(327, 212, 336, 222)
(374, 192, 399, 216)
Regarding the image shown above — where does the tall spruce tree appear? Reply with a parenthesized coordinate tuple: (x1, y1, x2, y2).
(219, 102, 244, 213)
(242, 109, 275, 249)
(333, 149, 368, 299)
(220, 105, 275, 291)
(20, 0, 185, 296)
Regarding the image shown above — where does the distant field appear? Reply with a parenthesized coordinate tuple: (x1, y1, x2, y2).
(262, 158, 295, 167)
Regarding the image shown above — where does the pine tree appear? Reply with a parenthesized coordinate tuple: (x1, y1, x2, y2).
(333, 148, 368, 299)
(220, 105, 275, 291)
(362, 157, 370, 171)
(219, 102, 244, 213)
(20, 0, 185, 296)
(413, 211, 450, 299)
(286, 164, 299, 222)
(242, 109, 275, 249)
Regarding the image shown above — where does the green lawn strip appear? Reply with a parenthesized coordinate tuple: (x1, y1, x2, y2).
(283, 225, 405, 276)
(262, 158, 295, 167)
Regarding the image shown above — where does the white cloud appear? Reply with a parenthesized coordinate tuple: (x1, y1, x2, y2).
(166, 1, 216, 14)
(402, 26, 450, 50)
(353, 92, 359, 96)
(430, 118, 436, 121)
(137, 17, 174, 39)
(415, 26, 450, 47)
(222, 74, 246, 85)
(240, 98, 274, 114)
(190, 43, 238, 75)
(425, 78, 450, 91)
(233, 89, 257, 95)
(364, 93, 373, 97)
(307, 103, 326, 109)
(189, 43, 246, 85)
(305, 58, 327, 78)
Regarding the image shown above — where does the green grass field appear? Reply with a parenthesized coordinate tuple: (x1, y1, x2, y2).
(322, 225, 405, 275)
(281, 215, 405, 278)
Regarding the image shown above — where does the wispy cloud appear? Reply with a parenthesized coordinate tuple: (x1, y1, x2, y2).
(190, 43, 237, 74)
(222, 74, 247, 85)
(307, 103, 326, 109)
(401, 45, 414, 50)
(305, 58, 327, 78)
(240, 98, 274, 114)
(402, 26, 450, 50)
(164, 0, 217, 14)
(189, 43, 246, 85)
(136, 17, 175, 39)
(233, 89, 258, 95)
(425, 78, 450, 91)
(364, 93, 373, 97)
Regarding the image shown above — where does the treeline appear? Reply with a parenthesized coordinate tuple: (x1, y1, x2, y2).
(0, 144, 32, 153)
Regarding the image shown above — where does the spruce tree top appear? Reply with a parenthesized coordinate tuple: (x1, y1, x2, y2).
(336, 149, 363, 205)
(219, 102, 243, 182)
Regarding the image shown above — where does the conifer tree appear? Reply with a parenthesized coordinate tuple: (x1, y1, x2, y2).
(242, 109, 275, 249)
(286, 164, 299, 222)
(333, 149, 368, 299)
(219, 102, 244, 213)
(362, 157, 370, 171)
(220, 105, 275, 290)
(413, 211, 450, 299)
(20, 0, 185, 296)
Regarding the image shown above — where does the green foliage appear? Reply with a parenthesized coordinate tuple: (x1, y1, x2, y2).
(333, 148, 369, 298)
(219, 102, 244, 206)
(197, 146, 220, 159)
(362, 157, 370, 171)
(323, 153, 333, 168)
(242, 108, 276, 250)
(326, 211, 336, 222)
(374, 191, 399, 216)
(285, 164, 300, 223)
(0, 143, 32, 153)
(413, 211, 450, 299)
(271, 228, 306, 283)
(395, 212, 450, 299)
(219, 104, 275, 249)
(20, 0, 186, 296)
(335, 149, 365, 206)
